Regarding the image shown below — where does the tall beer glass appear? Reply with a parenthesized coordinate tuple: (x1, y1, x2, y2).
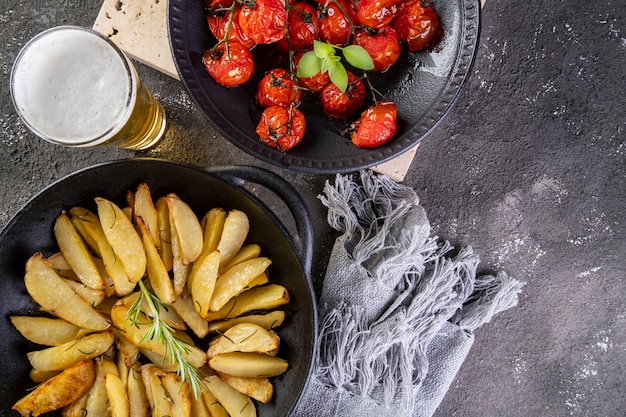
(10, 26, 166, 150)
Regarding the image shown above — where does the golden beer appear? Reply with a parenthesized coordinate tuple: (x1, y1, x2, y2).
(10, 26, 166, 150)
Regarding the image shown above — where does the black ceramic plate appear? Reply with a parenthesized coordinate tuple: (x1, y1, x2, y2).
(0, 159, 317, 417)
(168, 0, 480, 173)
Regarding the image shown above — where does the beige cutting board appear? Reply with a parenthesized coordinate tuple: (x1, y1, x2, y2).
(93, 0, 485, 180)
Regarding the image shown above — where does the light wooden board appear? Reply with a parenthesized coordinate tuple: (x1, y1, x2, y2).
(93, 0, 485, 180)
(93, 0, 179, 79)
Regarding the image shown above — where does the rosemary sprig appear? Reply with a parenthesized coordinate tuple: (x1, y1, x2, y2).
(128, 280, 206, 397)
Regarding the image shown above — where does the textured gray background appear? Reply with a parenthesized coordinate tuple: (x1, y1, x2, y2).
(0, 0, 624, 416)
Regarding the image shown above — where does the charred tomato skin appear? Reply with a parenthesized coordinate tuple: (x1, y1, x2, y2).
(351, 101, 398, 148)
(256, 105, 307, 151)
(354, 26, 401, 72)
(318, 0, 356, 46)
(320, 72, 366, 119)
(203, 42, 255, 87)
(239, 0, 288, 44)
(256, 68, 302, 108)
(206, 6, 256, 49)
(277, 2, 320, 51)
(392, 0, 441, 51)
(355, 0, 400, 29)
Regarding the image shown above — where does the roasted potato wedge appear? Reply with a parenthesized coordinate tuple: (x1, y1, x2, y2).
(94, 257, 118, 297)
(70, 207, 136, 296)
(217, 373, 273, 403)
(106, 373, 130, 417)
(12, 360, 95, 417)
(96, 197, 146, 283)
(203, 284, 289, 321)
(209, 257, 272, 311)
(222, 244, 261, 271)
(201, 384, 229, 417)
(138, 348, 178, 373)
(188, 207, 226, 292)
(200, 208, 227, 256)
(139, 364, 167, 410)
(128, 362, 150, 417)
(70, 214, 101, 257)
(155, 196, 174, 271)
(46, 252, 75, 279)
(206, 310, 285, 334)
(205, 375, 256, 417)
(244, 272, 269, 290)
(189, 249, 220, 319)
(134, 182, 160, 247)
(82, 356, 119, 417)
(137, 216, 176, 304)
(217, 209, 250, 267)
(170, 210, 191, 295)
(116, 346, 130, 387)
(125, 190, 135, 212)
(217, 209, 250, 265)
(30, 368, 61, 383)
(148, 371, 173, 417)
(62, 276, 105, 307)
(171, 292, 210, 338)
(207, 323, 280, 358)
(10, 316, 83, 347)
(27, 331, 114, 372)
(166, 193, 203, 265)
(62, 391, 88, 417)
(54, 213, 103, 290)
(114, 330, 141, 369)
(24, 253, 110, 331)
(208, 353, 288, 378)
(162, 373, 192, 417)
(190, 387, 211, 417)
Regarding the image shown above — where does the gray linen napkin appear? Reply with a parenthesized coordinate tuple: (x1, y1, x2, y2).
(292, 171, 524, 417)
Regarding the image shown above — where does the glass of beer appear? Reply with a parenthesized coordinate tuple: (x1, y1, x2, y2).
(10, 26, 167, 150)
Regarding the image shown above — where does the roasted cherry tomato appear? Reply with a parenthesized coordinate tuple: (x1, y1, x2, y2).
(239, 0, 287, 44)
(351, 101, 398, 148)
(256, 68, 302, 107)
(206, 5, 256, 49)
(355, 26, 401, 72)
(203, 42, 255, 87)
(277, 2, 319, 51)
(320, 72, 366, 119)
(294, 51, 330, 91)
(256, 105, 307, 151)
(392, 0, 440, 51)
(318, 0, 356, 46)
(355, 0, 400, 29)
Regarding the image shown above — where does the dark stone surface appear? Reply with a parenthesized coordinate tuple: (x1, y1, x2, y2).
(0, 0, 624, 416)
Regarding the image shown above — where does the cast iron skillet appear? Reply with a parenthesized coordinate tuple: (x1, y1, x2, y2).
(168, 0, 481, 173)
(0, 158, 318, 417)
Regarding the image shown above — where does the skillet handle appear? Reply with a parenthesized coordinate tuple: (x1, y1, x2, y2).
(204, 165, 313, 278)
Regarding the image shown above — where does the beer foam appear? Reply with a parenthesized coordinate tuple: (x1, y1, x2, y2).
(11, 27, 133, 144)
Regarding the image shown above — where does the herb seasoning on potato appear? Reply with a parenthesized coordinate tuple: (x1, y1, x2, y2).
(11, 182, 290, 417)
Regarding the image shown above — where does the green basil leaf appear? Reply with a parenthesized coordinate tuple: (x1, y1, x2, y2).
(328, 62, 348, 93)
(314, 40, 336, 59)
(320, 57, 334, 74)
(296, 51, 322, 78)
(342, 45, 375, 71)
